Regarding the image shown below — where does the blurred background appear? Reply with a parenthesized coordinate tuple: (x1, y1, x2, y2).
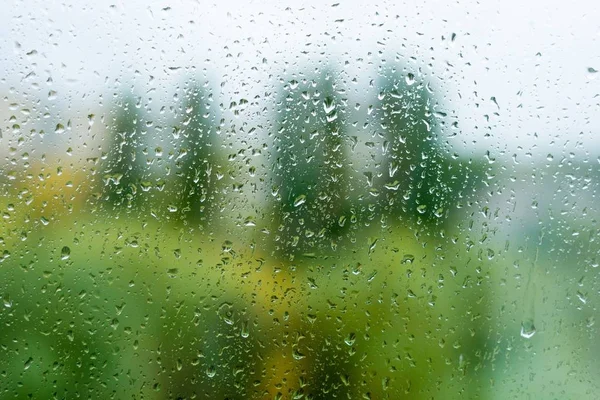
(1, 1, 599, 399)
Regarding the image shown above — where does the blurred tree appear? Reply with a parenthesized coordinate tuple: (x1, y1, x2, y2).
(374, 69, 486, 229)
(366, 68, 492, 399)
(270, 69, 352, 259)
(98, 95, 147, 209)
(173, 82, 221, 226)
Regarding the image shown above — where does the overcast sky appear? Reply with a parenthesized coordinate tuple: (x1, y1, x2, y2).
(1, 0, 599, 159)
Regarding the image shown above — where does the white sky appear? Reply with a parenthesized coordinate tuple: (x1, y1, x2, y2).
(1, 0, 599, 159)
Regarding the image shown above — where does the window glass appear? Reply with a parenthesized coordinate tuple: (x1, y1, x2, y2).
(1, 1, 598, 398)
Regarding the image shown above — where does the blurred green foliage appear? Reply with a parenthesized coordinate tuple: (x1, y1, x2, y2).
(270, 69, 352, 259)
(99, 95, 147, 209)
(1, 65, 595, 400)
(375, 69, 486, 229)
(172, 83, 223, 226)
(0, 69, 491, 399)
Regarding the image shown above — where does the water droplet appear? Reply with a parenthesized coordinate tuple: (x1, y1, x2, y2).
(325, 109, 338, 122)
(341, 374, 350, 386)
(367, 270, 378, 282)
(586, 316, 595, 328)
(382, 377, 390, 391)
(520, 319, 536, 339)
(167, 268, 179, 277)
(60, 246, 70, 260)
(368, 238, 378, 255)
(401, 254, 415, 264)
(293, 194, 306, 207)
(222, 240, 233, 253)
(2, 294, 12, 308)
(344, 332, 356, 346)
(293, 349, 305, 360)
(323, 96, 336, 114)
(241, 320, 249, 338)
(206, 365, 216, 378)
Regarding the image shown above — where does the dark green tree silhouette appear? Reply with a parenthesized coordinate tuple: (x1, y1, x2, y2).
(270, 69, 351, 259)
(172, 83, 221, 226)
(374, 69, 485, 229)
(366, 69, 491, 399)
(99, 95, 147, 209)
